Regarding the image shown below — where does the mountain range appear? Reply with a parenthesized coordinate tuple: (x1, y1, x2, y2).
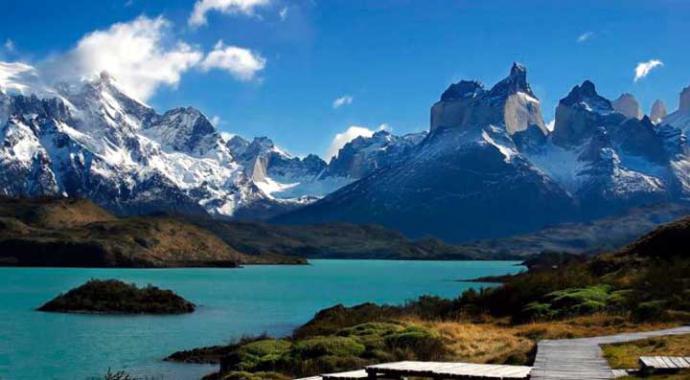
(2, 62, 690, 242)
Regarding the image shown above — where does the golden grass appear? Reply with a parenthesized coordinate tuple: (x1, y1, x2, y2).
(400, 314, 681, 366)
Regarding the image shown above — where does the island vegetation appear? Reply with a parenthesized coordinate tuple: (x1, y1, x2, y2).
(38, 279, 195, 314)
(168, 215, 690, 379)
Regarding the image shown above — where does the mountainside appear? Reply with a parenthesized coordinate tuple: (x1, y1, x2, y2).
(0, 71, 279, 218)
(276, 64, 690, 242)
(0, 197, 248, 267)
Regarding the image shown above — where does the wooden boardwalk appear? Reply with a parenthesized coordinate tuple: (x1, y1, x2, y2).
(297, 326, 690, 380)
(531, 326, 690, 380)
(366, 361, 532, 379)
(640, 356, 690, 371)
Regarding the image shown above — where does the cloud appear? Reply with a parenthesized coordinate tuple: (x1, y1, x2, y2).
(200, 40, 266, 81)
(279, 6, 288, 21)
(326, 124, 388, 160)
(332, 95, 353, 109)
(576, 32, 594, 43)
(0, 61, 40, 93)
(45, 16, 202, 102)
(210, 115, 222, 126)
(189, 0, 271, 27)
(634, 59, 663, 82)
(4, 39, 15, 52)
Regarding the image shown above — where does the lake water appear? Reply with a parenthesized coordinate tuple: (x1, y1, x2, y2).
(0, 260, 523, 380)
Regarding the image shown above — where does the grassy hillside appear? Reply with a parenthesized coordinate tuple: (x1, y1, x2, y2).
(456, 203, 690, 257)
(201, 203, 690, 261)
(170, 213, 690, 379)
(0, 198, 249, 267)
(192, 219, 485, 260)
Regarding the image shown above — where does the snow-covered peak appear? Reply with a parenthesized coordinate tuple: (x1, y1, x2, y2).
(560, 80, 613, 113)
(143, 106, 228, 159)
(440, 80, 485, 101)
(488, 62, 535, 99)
(226, 135, 251, 157)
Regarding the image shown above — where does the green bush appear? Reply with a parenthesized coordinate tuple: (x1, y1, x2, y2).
(384, 326, 445, 360)
(633, 300, 666, 321)
(293, 336, 366, 358)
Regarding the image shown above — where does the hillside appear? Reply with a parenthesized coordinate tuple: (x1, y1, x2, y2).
(169, 214, 690, 379)
(456, 203, 690, 257)
(0, 198, 249, 267)
(192, 219, 485, 260)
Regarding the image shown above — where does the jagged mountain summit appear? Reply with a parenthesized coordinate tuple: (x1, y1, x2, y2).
(277, 64, 690, 242)
(0, 71, 269, 217)
(0, 66, 430, 217)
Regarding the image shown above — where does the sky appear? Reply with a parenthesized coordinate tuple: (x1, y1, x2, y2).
(1, 0, 689, 158)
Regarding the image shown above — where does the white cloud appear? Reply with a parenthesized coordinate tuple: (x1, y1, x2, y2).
(332, 95, 353, 109)
(279, 6, 288, 21)
(211, 115, 222, 126)
(4, 39, 15, 52)
(45, 16, 202, 102)
(189, 0, 271, 27)
(576, 32, 594, 43)
(0, 61, 39, 93)
(200, 40, 266, 81)
(634, 59, 663, 82)
(326, 124, 388, 160)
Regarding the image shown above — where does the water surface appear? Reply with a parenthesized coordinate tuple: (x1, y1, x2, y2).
(0, 260, 523, 380)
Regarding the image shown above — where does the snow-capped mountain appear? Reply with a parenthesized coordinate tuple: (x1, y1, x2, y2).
(0, 71, 269, 217)
(225, 129, 429, 201)
(322, 130, 426, 179)
(276, 64, 690, 242)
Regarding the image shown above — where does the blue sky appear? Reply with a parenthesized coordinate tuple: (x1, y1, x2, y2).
(1, 0, 689, 158)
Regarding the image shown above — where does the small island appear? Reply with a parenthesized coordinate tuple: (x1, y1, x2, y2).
(37, 279, 196, 314)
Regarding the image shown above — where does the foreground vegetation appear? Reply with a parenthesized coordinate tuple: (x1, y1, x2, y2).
(38, 279, 195, 314)
(168, 216, 690, 379)
(603, 334, 690, 379)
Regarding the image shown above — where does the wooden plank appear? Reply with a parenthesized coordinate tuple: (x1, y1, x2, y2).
(322, 370, 369, 380)
(366, 361, 531, 379)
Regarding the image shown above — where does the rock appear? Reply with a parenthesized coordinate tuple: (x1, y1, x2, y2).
(612, 93, 643, 119)
(650, 99, 668, 123)
(680, 86, 690, 113)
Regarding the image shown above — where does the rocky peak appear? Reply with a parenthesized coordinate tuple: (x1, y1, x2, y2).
(680, 86, 690, 113)
(440, 80, 485, 101)
(612, 93, 642, 119)
(552, 81, 622, 147)
(487, 62, 535, 98)
(226, 135, 250, 157)
(650, 100, 668, 123)
(560, 81, 611, 110)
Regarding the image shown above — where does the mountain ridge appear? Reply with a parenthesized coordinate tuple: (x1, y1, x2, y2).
(276, 64, 690, 242)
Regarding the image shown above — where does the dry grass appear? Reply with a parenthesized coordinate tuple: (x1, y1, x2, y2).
(602, 333, 690, 369)
(401, 315, 680, 366)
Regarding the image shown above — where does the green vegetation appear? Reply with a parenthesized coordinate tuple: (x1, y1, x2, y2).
(172, 215, 690, 379)
(603, 334, 690, 379)
(38, 279, 195, 314)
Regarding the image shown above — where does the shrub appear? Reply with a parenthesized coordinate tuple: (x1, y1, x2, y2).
(293, 336, 366, 359)
(384, 326, 445, 360)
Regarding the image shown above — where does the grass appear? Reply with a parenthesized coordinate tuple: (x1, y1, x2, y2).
(602, 334, 690, 369)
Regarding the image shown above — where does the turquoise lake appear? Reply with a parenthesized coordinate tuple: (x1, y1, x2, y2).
(0, 260, 523, 380)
